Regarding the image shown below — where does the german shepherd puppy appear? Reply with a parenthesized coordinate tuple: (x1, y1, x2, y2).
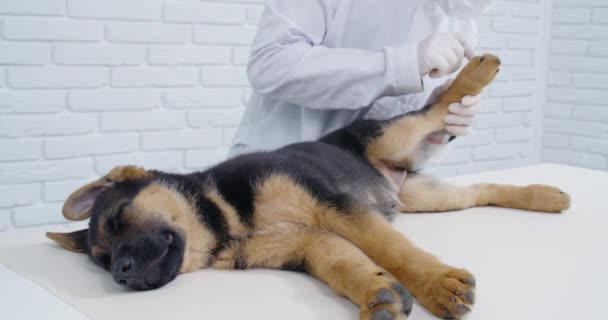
(47, 55, 570, 320)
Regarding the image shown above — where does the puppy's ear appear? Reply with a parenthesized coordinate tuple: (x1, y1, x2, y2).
(62, 178, 113, 221)
(46, 229, 88, 253)
(62, 165, 150, 221)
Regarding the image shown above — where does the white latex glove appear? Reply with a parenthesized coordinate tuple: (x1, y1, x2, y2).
(445, 95, 481, 136)
(425, 79, 481, 144)
(418, 33, 475, 78)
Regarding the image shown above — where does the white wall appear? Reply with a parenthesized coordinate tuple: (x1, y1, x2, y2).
(0, 0, 264, 230)
(0, 0, 582, 232)
(542, 0, 608, 170)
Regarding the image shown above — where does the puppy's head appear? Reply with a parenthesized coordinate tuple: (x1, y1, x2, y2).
(47, 166, 214, 290)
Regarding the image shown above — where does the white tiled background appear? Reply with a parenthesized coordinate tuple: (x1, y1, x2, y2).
(542, 0, 608, 169)
(0, 0, 606, 231)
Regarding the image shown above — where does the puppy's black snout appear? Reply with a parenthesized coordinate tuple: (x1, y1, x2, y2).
(112, 255, 145, 287)
(113, 255, 134, 278)
(119, 257, 132, 274)
(163, 231, 173, 245)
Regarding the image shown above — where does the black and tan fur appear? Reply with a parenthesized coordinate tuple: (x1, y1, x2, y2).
(47, 55, 570, 320)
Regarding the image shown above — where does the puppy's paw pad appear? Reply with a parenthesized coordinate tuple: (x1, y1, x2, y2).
(361, 283, 412, 320)
(420, 268, 475, 319)
(525, 184, 571, 213)
(371, 310, 393, 320)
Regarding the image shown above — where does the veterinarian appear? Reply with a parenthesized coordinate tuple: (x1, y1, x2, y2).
(230, 0, 494, 164)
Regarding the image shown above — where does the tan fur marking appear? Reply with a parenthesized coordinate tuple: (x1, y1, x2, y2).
(210, 241, 242, 270)
(472, 183, 571, 213)
(241, 233, 306, 269)
(366, 115, 438, 172)
(106, 165, 151, 182)
(90, 245, 108, 258)
(131, 182, 216, 273)
(205, 188, 248, 238)
(437, 55, 501, 105)
(253, 175, 328, 234)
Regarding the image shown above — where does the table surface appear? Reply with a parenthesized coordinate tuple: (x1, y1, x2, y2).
(1, 164, 607, 320)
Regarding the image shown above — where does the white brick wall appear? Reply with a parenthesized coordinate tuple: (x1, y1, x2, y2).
(0, 0, 262, 230)
(542, 0, 608, 170)
(0, 0, 595, 231)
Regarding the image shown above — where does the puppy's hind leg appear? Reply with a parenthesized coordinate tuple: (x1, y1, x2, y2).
(364, 54, 501, 172)
(398, 174, 570, 213)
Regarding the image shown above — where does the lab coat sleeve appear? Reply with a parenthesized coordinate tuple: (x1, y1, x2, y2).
(247, 1, 424, 110)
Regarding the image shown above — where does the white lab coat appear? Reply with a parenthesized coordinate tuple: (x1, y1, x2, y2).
(230, 0, 493, 156)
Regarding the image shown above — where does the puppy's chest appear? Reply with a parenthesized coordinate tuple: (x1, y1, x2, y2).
(250, 175, 329, 233)
(249, 174, 399, 234)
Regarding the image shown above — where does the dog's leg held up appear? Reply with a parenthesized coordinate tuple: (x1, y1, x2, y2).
(365, 54, 501, 172)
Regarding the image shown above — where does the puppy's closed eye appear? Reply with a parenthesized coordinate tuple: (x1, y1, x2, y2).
(106, 202, 128, 234)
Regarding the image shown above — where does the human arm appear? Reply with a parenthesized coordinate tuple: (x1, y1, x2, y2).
(247, 0, 424, 110)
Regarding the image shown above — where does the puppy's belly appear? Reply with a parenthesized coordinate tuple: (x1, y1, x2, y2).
(376, 163, 408, 190)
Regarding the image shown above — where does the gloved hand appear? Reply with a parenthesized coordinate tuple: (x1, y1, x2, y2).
(425, 78, 481, 144)
(444, 95, 480, 136)
(418, 33, 475, 78)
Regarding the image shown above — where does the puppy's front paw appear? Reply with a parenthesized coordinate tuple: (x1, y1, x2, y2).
(453, 54, 501, 93)
(523, 184, 571, 213)
(360, 282, 413, 320)
(417, 268, 476, 319)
